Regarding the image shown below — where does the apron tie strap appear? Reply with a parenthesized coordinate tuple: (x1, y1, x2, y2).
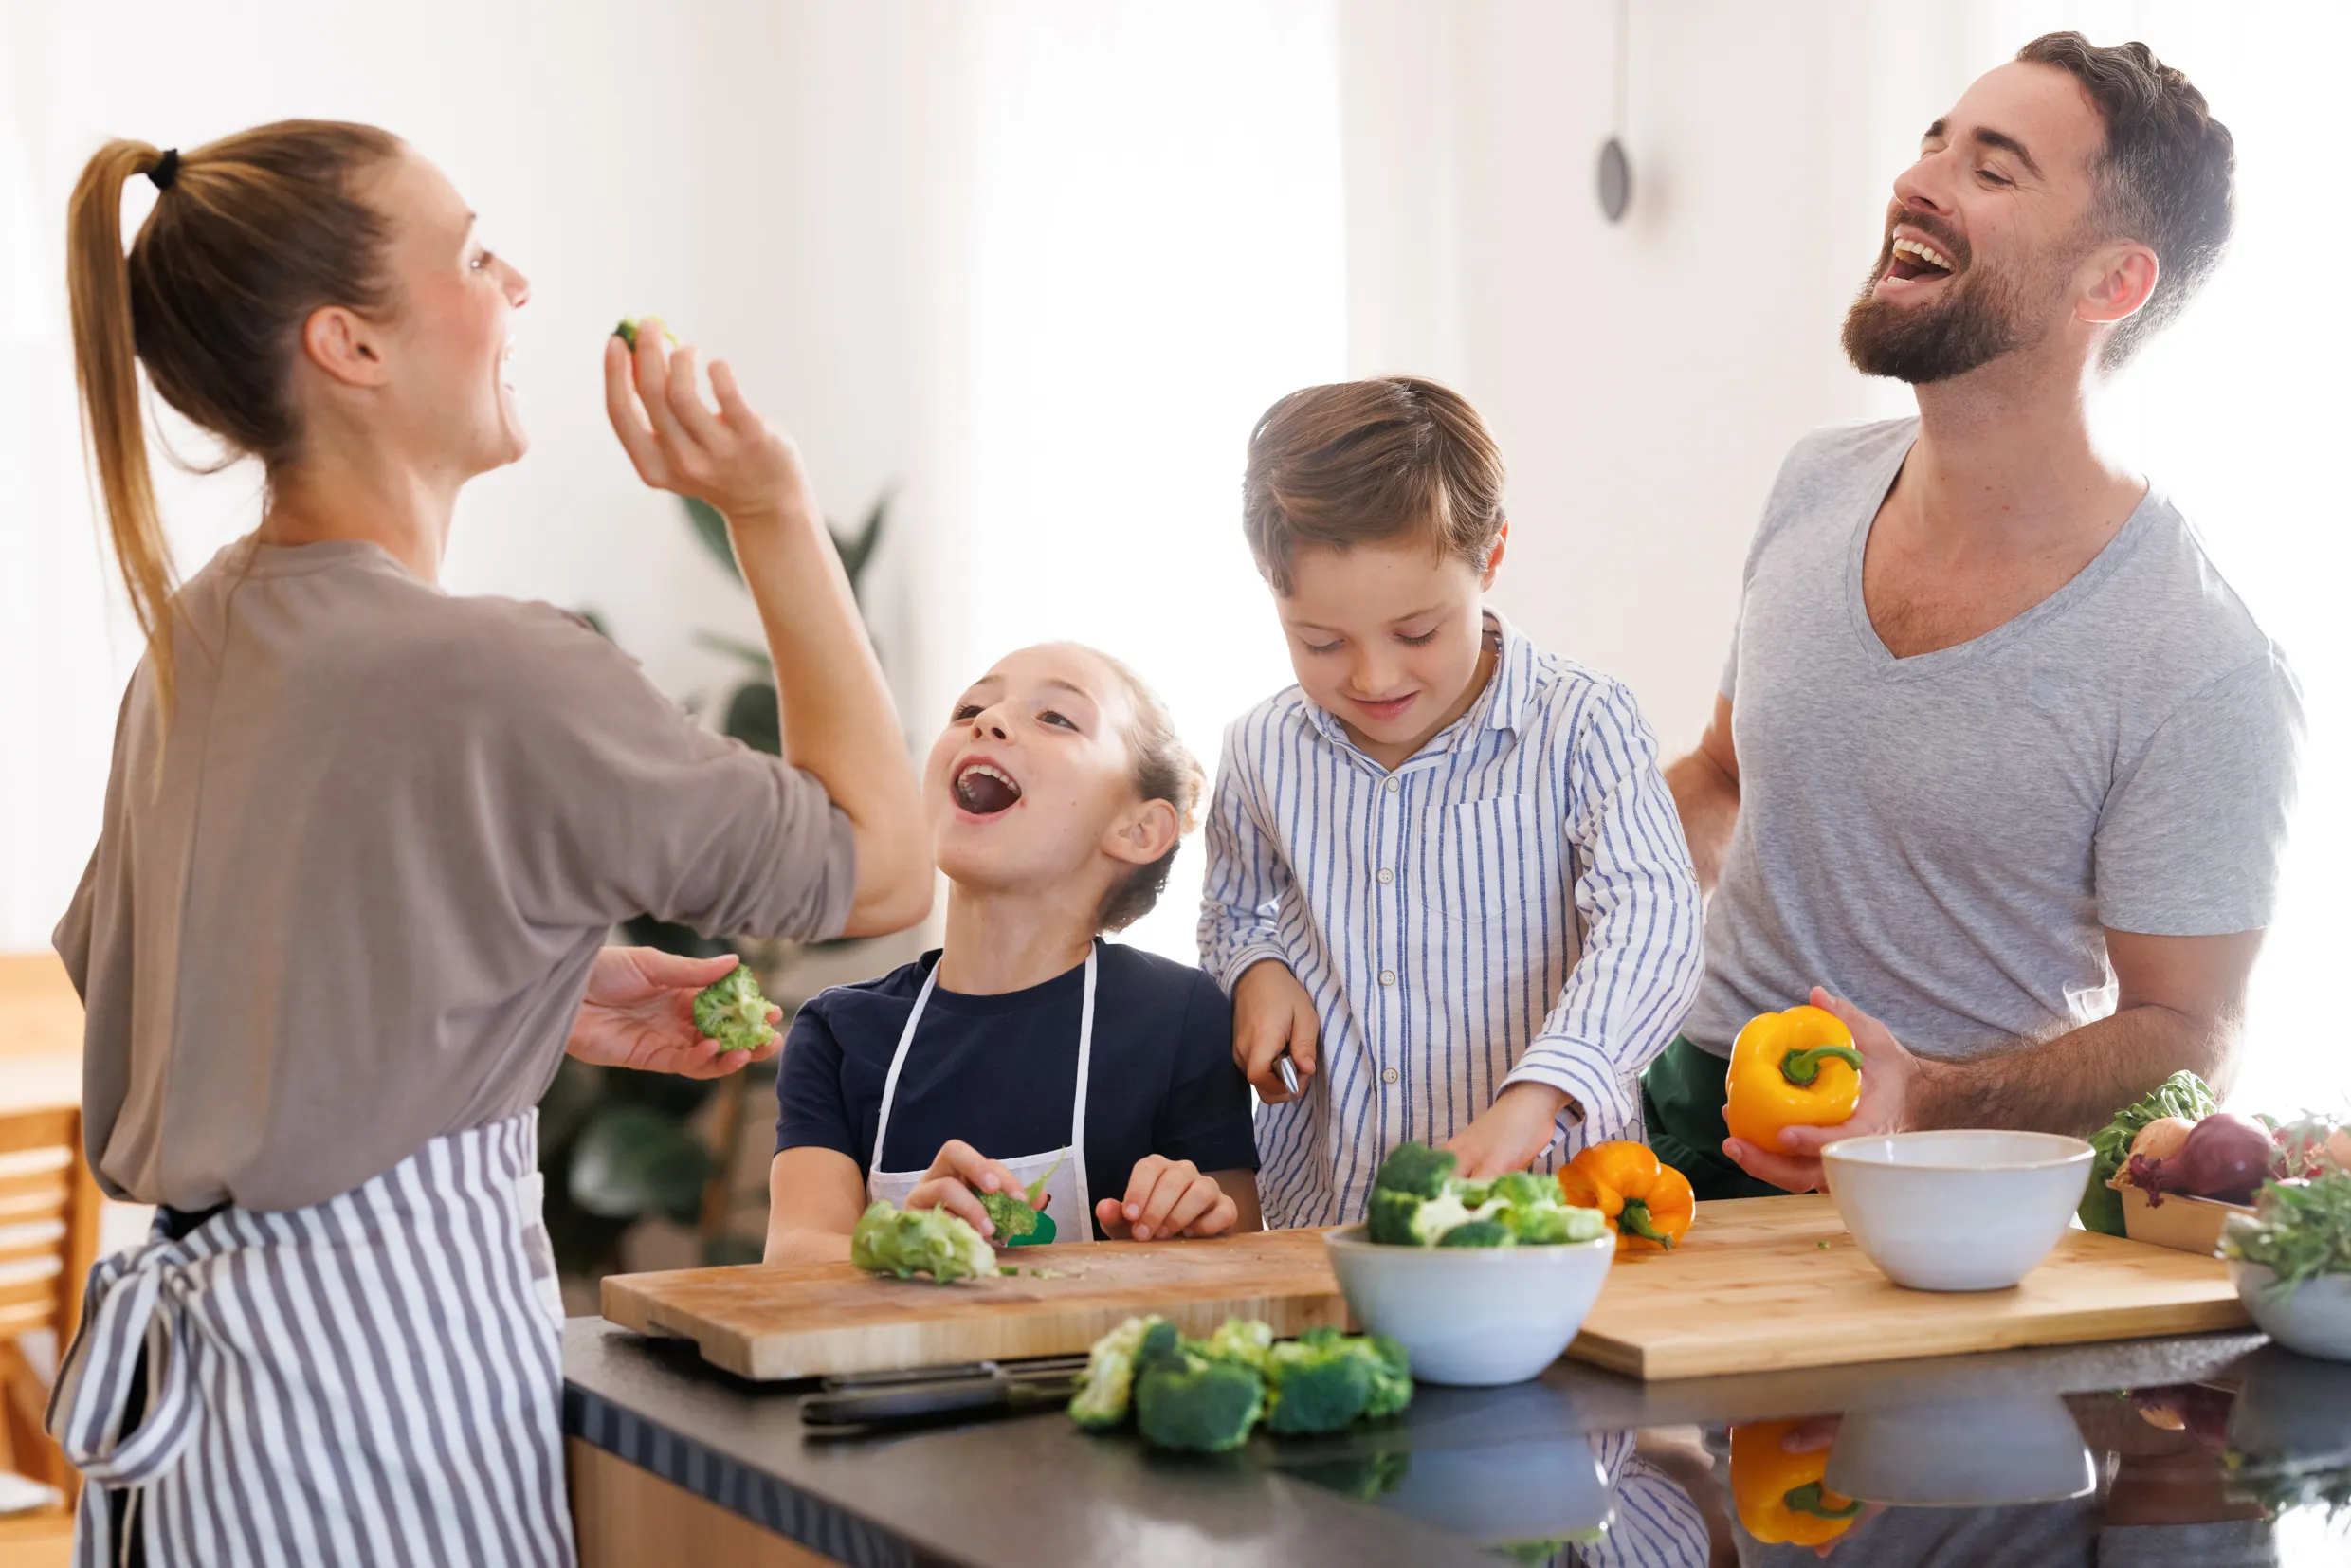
(46, 1242, 204, 1487)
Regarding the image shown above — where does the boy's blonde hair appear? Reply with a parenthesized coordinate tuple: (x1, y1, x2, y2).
(1081, 647, 1206, 933)
(1242, 376, 1506, 594)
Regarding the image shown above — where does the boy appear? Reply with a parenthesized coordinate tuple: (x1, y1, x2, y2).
(1199, 377, 1704, 1228)
(769, 643, 1262, 1260)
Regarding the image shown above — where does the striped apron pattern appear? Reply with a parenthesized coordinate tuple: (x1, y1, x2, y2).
(47, 1111, 575, 1568)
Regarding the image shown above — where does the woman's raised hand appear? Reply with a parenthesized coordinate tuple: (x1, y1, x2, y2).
(603, 319, 811, 526)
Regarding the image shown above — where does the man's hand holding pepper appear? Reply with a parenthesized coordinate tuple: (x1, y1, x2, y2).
(1723, 987, 1937, 1193)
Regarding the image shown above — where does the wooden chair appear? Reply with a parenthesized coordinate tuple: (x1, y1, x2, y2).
(0, 1106, 100, 1560)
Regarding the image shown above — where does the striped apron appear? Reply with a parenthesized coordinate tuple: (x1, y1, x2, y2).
(47, 1112, 575, 1568)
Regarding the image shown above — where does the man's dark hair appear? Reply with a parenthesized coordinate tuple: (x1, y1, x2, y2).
(2017, 31, 2233, 370)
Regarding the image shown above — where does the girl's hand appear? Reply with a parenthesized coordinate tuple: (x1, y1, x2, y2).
(903, 1140, 1029, 1239)
(1442, 1082, 1573, 1179)
(602, 319, 812, 527)
(567, 947, 779, 1080)
(1233, 960, 1318, 1103)
(1097, 1157, 1236, 1241)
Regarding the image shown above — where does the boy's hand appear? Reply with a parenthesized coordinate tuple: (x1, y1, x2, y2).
(604, 319, 814, 529)
(902, 1140, 1030, 1239)
(1443, 1082, 1573, 1179)
(1233, 960, 1318, 1103)
(1097, 1157, 1237, 1241)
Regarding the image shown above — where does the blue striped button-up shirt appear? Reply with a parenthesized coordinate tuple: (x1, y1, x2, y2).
(1198, 612, 1704, 1229)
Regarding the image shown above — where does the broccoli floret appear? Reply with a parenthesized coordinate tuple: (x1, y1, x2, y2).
(847, 1201, 997, 1284)
(1453, 1178, 1494, 1207)
(1486, 1171, 1553, 1210)
(1265, 1328, 1375, 1434)
(1372, 1140, 1457, 1199)
(1408, 1188, 1507, 1246)
(1355, 1334, 1412, 1419)
(1069, 1314, 1163, 1431)
(692, 964, 780, 1053)
(1203, 1317, 1275, 1375)
(976, 1189, 1040, 1243)
(1135, 1350, 1265, 1453)
(1367, 1187, 1424, 1245)
(611, 318, 679, 351)
(1501, 1204, 1574, 1245)
(1435, 1218, 1516, 1248)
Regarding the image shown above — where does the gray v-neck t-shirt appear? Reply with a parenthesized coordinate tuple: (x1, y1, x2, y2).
(55, 537, 856, 1212)
(1684, 418, 2302, 1062)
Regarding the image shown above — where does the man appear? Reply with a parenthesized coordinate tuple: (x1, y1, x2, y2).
(1646, 33, 2303, 1199)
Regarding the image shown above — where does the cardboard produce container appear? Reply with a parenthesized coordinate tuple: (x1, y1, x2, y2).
(2117, 1180, 2253, 1255)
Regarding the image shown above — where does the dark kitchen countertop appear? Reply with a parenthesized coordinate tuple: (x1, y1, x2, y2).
(563, 1318, 2351, 1567)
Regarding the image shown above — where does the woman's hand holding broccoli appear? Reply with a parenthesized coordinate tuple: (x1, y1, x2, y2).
(1098, 1156, 1237, 1242)
(567, 947, 781, 1080)
(604, 319, 813, 531)
(903, 1140, 1032, 1240)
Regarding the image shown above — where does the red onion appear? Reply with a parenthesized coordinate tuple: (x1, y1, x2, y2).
(2176, 1113, 2276, 1204)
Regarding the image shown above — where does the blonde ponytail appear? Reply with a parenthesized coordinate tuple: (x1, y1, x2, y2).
(66, 141, 180, 715)
(61, 120, 403, 723)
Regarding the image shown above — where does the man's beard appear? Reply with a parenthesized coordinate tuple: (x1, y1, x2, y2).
(1840, 236, 2059, 384)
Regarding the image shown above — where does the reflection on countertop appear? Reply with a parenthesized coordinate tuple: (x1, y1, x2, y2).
(562, 1321, 2351, 1568)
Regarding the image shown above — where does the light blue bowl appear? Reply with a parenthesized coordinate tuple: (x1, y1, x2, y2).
(2233, 1263, 2351, 1362)
(1322, 1226, 1614, 1386)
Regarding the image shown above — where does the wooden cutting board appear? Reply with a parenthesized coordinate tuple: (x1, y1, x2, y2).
(1565, 1194, 2251, 1379)
(600, 1229, 1348, 1380)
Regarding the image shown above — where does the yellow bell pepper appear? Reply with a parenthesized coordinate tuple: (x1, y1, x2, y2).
(1557, 1141, 1694, 1250)
(1729, 1421, 1864, 1546)
(1723, 1005, 1863, 1149)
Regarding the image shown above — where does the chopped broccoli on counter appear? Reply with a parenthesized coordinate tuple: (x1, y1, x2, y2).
(1069, 1315, 1163, 1430)
(1357, 1334, 1412, 1420)
(1203, 1317, 1275, 1375)
(1136, 1341, 1266, 1454)
(1366, 1140, 1606, 1249)
(1265, 1327, 1375, 1434)
(1070, 1317, 1411, 1451)
(848, 1200, 996, 1284)
(692, 964, 780, 1053)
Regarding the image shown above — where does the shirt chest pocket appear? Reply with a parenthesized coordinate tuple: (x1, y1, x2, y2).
(1415, 794, 1555, 928)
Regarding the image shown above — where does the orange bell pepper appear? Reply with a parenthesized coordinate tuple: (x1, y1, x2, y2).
(1557, 1141, 1694, 1250)
(1723, 1005, 1864, 1150)
(1729, 1421, 1864, 1546)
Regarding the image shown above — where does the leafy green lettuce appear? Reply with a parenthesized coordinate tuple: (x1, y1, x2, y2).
(2080, 1070, 2215, 1235)
(2223, 1169, 2351, 1295)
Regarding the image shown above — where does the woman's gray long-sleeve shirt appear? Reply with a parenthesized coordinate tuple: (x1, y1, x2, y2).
(55, 537, 855, 1212)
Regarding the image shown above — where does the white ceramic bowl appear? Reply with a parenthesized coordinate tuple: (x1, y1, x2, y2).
(2232, 1263, 2351, 1362)
(1825, 1395, 2094, 1507)
(1322, 1227, 1613, 1385)
(1821, 1130, 2093, 1292)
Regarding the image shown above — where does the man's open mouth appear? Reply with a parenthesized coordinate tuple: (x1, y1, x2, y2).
(1886, 235, 1957, 283)
(953, 761, 1023, 816)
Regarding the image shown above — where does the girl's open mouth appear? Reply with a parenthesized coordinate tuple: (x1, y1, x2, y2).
(953, 761, 1023, 816)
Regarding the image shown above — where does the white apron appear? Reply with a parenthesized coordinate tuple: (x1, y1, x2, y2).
(49, 1111, 574, 1568)
(866, 945, 1098, 1246)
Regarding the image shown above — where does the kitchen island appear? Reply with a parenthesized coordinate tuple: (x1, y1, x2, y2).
(563, 1316, 2351, 1566)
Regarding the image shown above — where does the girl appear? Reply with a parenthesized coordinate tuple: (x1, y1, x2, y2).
(767, 643, 1263, 1257)
(51, 124, 928, 1563)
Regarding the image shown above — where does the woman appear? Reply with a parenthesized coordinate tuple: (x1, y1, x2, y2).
(49, 122, 929, 1564)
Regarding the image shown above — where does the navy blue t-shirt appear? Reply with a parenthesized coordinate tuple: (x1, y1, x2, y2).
(775, 941, 1259, 1239)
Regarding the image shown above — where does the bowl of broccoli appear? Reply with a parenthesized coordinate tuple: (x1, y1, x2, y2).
(1324, 1142, 1615, 1386)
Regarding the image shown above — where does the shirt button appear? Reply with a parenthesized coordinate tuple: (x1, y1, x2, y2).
(1377, 867, 1394, 885)
(1381, 1067, 1400, 1085)
(1379, 969, 1395, 987)
(1385, 776, 1400, 793)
